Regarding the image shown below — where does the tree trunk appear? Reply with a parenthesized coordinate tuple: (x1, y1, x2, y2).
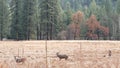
(0, 26, 2, 41)
(36, 25, 39, 40)
(50, 23, 52, 40)
(118, 16, 120, 40)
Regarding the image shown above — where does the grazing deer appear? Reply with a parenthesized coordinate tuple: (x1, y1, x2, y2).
(56, 52, 68, 60)
(14, 56, 26, 64)
(108, 50, 112, 57)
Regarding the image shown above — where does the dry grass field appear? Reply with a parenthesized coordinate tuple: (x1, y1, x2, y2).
(0, 40, 120, 68)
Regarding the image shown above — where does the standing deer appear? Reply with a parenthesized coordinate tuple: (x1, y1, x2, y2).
(108, 50, 112, 57)
(14, 56, 26, 64)
(56, 52, 68, 60)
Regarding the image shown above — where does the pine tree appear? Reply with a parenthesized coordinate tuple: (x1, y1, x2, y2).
(22, 0, 36, 40)
(64, 2, 72, 25)
(104, 0, 113, 15)
(40, 0, 62, 40)
(89, 0, 100, 19)
(116, 0, 120, 40)
(10, 0, 23, 40)
(84, 6, 91, 19)
(103, 0, 113, 39)
(117, 0, 120, 14)
(0, 0, 10, 40)
(35, 0, 41, 40)
(74, 0, 80, 11)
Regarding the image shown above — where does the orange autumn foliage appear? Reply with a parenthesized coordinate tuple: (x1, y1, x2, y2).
(68, 23, 80, 38)
(72, 11, 83, 24)
(86, 15, 100, 32)
(99, 26, 109, 36)
(86, 30, 98, 40)
(86, 14, 109, 39)
(67, 11, 84, 39)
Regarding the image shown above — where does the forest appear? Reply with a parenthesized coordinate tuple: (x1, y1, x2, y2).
(0, 0, 120, 40)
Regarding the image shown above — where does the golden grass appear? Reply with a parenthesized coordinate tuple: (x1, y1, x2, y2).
(0, 40, 120, 68)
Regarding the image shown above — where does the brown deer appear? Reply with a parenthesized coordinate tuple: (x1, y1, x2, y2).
(108, 50, 112, 57)
(14, 56, 26, 64)
(56, 52, 68, 60)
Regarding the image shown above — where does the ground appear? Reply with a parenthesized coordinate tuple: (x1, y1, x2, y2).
(0, 40, 120, 68)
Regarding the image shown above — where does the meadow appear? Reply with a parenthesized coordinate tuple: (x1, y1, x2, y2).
(0, 40, 120, 68)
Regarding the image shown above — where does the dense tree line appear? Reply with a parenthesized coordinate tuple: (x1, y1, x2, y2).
(0, 0, 119, 40)
(0, 0, 10, 40)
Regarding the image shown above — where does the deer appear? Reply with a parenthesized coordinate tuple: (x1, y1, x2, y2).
(14, 56, 26, 64)
(108, 50, 112, 57)
(56, 52, 68, 60)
